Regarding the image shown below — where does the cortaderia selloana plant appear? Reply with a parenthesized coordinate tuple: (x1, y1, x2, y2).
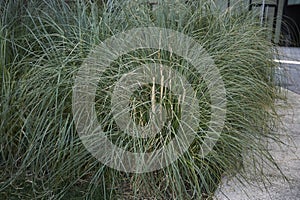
(0, 0, 285, 199)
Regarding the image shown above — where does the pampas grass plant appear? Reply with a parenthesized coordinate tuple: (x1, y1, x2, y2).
(0, 0, 285, 199)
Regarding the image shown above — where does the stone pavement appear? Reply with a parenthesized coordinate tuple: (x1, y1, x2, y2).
(276, 47, 300, 94)
(214, 89, 300, 200)
(214, 47, 300, 199)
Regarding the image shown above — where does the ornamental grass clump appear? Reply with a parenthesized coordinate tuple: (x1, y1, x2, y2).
(0, 0, 284, 199)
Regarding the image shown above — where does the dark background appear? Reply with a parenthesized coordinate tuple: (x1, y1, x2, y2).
(280, 1, 300, 46)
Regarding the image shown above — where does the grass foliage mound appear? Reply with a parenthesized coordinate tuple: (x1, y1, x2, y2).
(0, 0, 284, 199)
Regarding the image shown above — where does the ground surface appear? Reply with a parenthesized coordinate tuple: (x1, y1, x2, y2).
(214, 47, 300, 200)
(277, 47, 300, 94)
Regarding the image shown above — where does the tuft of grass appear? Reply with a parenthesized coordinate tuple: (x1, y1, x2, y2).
(1, 0, 285, 199)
